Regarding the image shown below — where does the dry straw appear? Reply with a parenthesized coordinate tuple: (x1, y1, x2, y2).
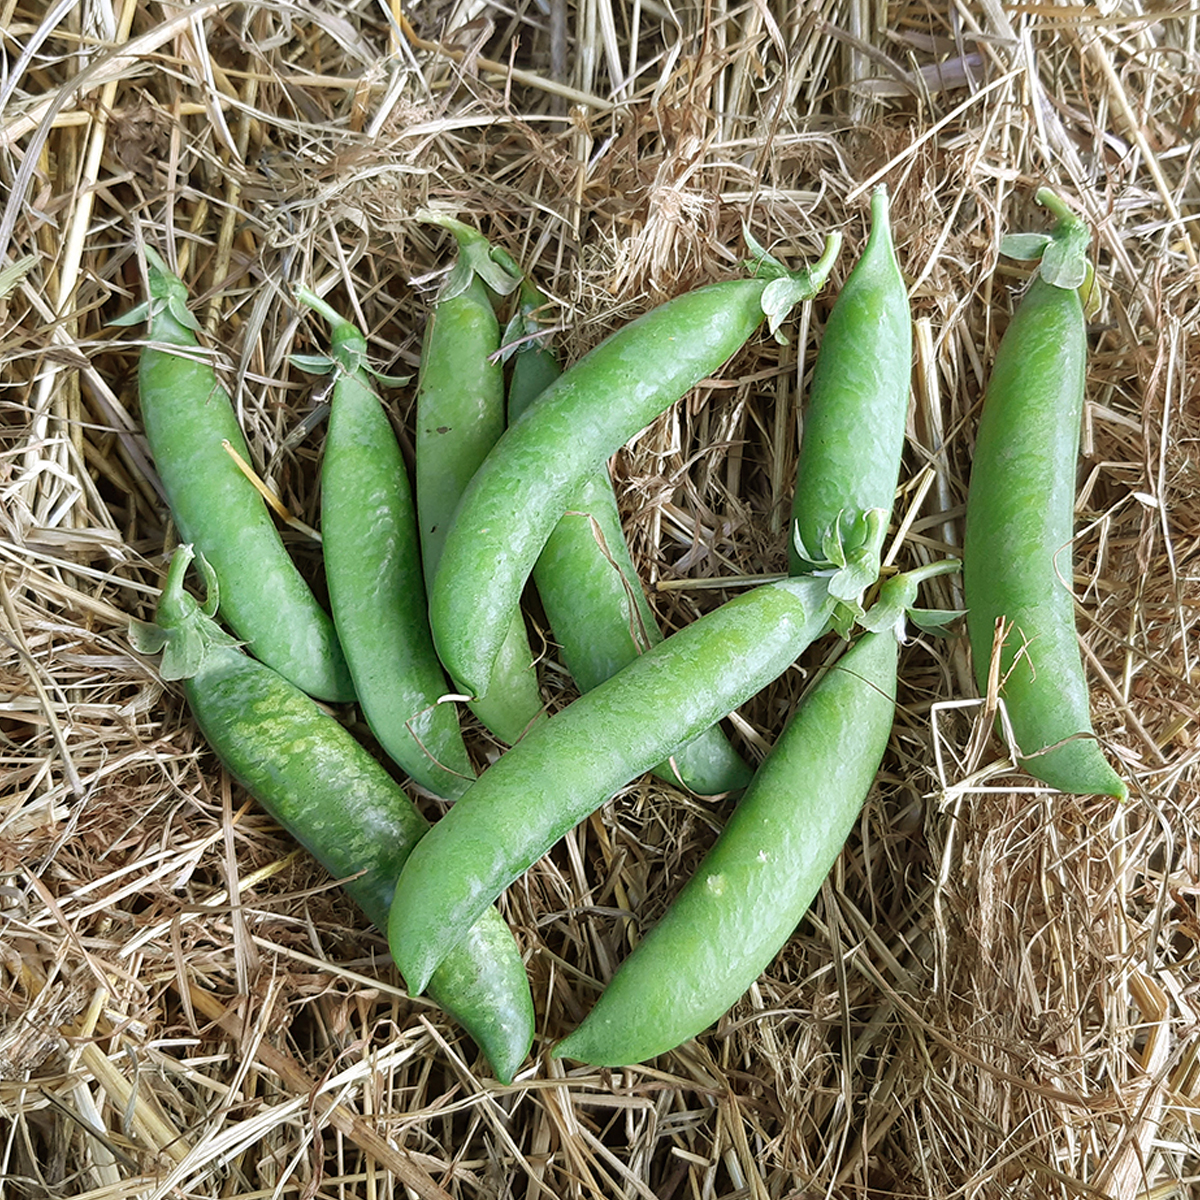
(1, 1, 1198, 1197)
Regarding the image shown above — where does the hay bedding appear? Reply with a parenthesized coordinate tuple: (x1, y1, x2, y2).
(0, 0, 1197, 1196)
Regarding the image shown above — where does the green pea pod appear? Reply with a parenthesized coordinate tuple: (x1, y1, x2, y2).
(962, 189, 1126, 800)
(129, 546, 534, 1083)
(429, 235, 843, 701)
(789, 186, 912, 619)
(296, 289, 474, 798)
(505, 280, 752, 796)
(551, 562, 959, 1065)
(389, 574, 838, 996)
(114, 248, 354, 702)
(555, 626, 895, 1065)
(413, 213, 544, 745)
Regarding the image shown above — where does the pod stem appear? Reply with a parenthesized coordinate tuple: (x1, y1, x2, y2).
(292, 287, 411, 385)
(861, 558, 964, 642)
(416, 208, 490, 249)
(157, 542, 202, 626)
(890, 557, 962, 590)
(1034, 187, 1081, 229)
(294, 284, 351, 337)
(294, 285, 368, 362)
(1001, 189, 1091, 292)
(802, 232, 842, 287)
(129, 545, 241, 680)
(416, 209, 523, 300)
(749, 231, 842, 341)
(860, 185, 898, 273)
(110, 244, 200, 333)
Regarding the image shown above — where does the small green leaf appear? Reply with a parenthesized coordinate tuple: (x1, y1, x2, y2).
(108, 300, 154, 328)
(1000, 233, 1052, 262)
(750, 231, 842, 342)
(820, 522, 849, 570)
(909, 606, 965, 635)
(760, 276, 802, 342)
(830, 600, 864, 640)
(1078, 260, 1101, 319)
(790, 522, 819, 567)
(418, 210, 523, 300)
(828, 547, 879, 604)
(858, 599, 905, 638)
(195, 552, 223, 619)
(135, 546, 242, 681)
(128, 618, 168, 656)
(797, 508, 888, 614)
(1039, 237, 1088, 290)
(290, 353, 337, 375)
(1001, 190, 1092, 293)
(158, 627, 207, 681)
(855, 558, 962, 643)
(500, 281, 557, 364)
(876, 570, 919, 615)
(469, 244, 523, 297)
(166, 290, 203, 333)
(741, 225, 788, 280)
(365, 366, 412, 388)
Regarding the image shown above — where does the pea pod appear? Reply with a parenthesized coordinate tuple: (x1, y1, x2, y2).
(413, 213, 544, 745)
(296, 289, 474, 798)
(113, 248, 354, 702)
(389, 574, 838, 996)
(962, 189, 1126, 800)
(789, 186, 911, 617)
(429, 234, 842, 700)
(129, 546, 534, 1083)
(552, 564, 958, 1065)
(505, 280, 752, 796)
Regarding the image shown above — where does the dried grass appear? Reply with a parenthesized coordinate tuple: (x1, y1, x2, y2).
(2, 1, 1198, 1197)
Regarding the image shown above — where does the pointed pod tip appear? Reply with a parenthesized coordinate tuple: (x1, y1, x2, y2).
(388, 895, 435, 998)
(548, 1034, 576, 1062)
(549, 1029, 603, 1065)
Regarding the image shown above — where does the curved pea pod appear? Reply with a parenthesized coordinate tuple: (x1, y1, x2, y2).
(789, 186, 912, 616)
(129, 547, 535, 1084)
(429, 235, 842, 701)
(413, 213, 544, 745)
(295, 290, 474, 798)
(962, 190, 1127, 800)
(505, 281, 752, 796)
(553, 619, 899, 1065)
(114, 248, 354, 702)
(389, 574, 838, 996)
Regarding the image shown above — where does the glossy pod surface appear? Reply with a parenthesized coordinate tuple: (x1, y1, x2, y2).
(314, 305, 474, 797)
(179, 639, 534, 1083)
(414, 245, 544, 746)
(414, 275, 508, 584)
(135, 255, 354, 702)
(963, 271, 1126, 799)
(554, 626, 898, 1065)
(432, 276, 802, 700)
(390, 575, 837, 995)
(507, 291, 752, 796)
(790, 187, 911, 576)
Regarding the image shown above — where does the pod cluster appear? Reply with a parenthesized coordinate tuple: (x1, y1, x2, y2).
(126, 188, 1126, 1079)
